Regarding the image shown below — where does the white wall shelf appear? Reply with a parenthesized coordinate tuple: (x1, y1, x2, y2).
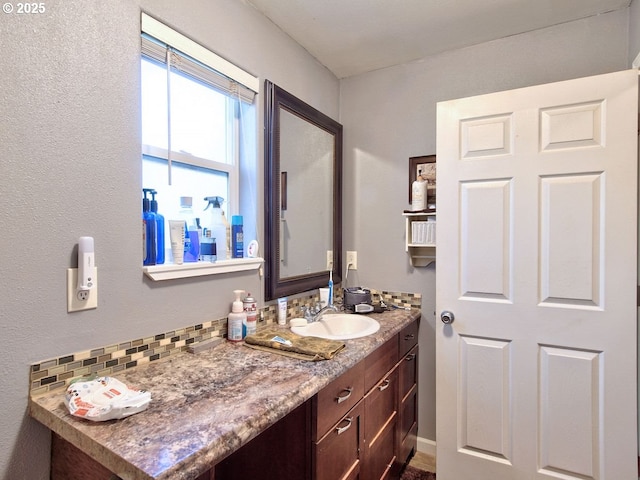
(143, 257, 264, 281)
(403, 211, 436, 267)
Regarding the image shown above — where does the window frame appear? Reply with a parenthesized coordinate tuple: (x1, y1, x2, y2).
(140, 12, 261, 280)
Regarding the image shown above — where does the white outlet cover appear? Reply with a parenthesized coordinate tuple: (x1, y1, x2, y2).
(67, 268, 98, 312)
(326, 250, 333, 270)
(347, 251, 358, 269)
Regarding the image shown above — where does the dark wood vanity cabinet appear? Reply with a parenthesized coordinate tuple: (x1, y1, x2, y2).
(313, 318, 420, 480)
(217, 319, 420, 480)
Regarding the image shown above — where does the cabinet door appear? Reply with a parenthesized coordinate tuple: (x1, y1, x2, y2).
(51, 434, 115, 480)
(314, 402, 363, 480)
(215, 401, 311, 480)
(398, 345, 418, 465)
(363, 367, 398, 480)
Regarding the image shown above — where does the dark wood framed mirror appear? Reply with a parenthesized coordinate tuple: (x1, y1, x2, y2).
(264, 80, 342, 301)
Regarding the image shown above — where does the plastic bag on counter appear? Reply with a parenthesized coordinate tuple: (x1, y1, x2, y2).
(64, 376, 151, 422)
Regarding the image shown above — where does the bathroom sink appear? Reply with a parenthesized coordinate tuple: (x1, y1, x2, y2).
(290, 314, 380, 340)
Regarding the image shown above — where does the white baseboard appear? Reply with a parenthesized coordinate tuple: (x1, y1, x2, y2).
(416, 436, 436, 457)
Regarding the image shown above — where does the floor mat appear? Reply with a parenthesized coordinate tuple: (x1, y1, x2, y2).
(400, 464, 436, 480)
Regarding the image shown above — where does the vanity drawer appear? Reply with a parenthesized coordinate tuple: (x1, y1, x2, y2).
(398, 318, 419, 358)
(313, 360, 365, 440)
(364, 337, 398, 393)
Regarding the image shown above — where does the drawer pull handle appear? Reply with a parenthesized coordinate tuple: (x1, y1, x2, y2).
(405, 354, 416, 361)
(378, 379, 391, 391)
(336, 387, 353, 404)
(336, 417, 353, 435)
(404, 334, 415, 341)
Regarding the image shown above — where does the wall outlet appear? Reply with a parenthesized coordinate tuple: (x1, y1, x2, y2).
(346, 251, 358, 270)
(326, 250, 333, 270)
(67, 268, 98, 312)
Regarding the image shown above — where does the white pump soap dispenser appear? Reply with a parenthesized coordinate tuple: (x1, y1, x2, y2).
(227, 289, 246, 343)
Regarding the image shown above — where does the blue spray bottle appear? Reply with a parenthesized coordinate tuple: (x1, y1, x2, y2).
(231, 215, 243, 258)
(142, 188, 157, 266)
(150, 190, 165, 265)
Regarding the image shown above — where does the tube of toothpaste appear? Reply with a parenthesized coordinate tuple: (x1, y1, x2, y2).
(271, 336, 292, 347)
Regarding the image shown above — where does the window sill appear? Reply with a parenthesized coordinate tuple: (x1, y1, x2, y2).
(143, 257, 264, 281)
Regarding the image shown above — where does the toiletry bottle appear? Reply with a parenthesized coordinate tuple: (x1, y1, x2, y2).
(411, 174, 428, 211)
(179, 197, 199, 262)
(189, 226, 200, 261)
(168, 220, 185, 264)
(221, 210, 231, 260)
(242, 292, 257, 337)
(150, 190, 165, 265)
(232, 215, 243, 258)
(277, 297, 287, 326)
(203, 196, 227, 262)
(142, 188, 157, 266)
(199, 228, 215, 262)
(227, 290, 246, 343)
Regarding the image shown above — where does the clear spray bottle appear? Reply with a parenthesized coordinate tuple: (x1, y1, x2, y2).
(204, 196, 227, 262)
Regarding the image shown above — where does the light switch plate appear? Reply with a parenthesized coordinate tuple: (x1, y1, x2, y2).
(67, 268, 98, 312)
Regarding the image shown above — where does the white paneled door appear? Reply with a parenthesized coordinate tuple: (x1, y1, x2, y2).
(436, 69, 638, 480)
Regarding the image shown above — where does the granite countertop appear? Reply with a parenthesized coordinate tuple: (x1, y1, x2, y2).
(29, 309, 420, 480)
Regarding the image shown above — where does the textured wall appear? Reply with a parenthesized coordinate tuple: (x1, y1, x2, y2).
(0, 0, 338, 478)
(339, 8, 631, 443)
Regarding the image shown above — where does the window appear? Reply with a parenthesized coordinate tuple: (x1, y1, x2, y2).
(140, 13, 260, 278)
(141, 55, 233, 224)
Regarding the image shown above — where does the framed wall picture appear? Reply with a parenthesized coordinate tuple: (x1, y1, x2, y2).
(408, 155, 436, 210)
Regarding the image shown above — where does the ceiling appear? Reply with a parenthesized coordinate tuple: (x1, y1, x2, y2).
(242, 0, 631, 78)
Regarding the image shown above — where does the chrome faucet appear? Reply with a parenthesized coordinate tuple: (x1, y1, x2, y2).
(312, 304, 339, 322)
(300, 305, 316, 323)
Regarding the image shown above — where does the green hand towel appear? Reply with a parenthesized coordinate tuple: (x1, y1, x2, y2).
(244, 328, 345, 361)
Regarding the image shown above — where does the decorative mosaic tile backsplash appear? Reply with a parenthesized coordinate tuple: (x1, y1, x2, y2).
(29, 289, 421, 396)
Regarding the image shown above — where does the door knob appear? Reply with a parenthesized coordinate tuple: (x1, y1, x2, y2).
(440, 311, 455, 324)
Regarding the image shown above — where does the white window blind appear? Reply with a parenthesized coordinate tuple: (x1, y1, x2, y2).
(141, 12, 258, 104)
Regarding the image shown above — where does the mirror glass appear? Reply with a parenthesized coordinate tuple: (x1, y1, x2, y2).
(264, 81, 342, 300)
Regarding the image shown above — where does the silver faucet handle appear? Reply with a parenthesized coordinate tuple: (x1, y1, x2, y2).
(301, 305, 315, 322)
